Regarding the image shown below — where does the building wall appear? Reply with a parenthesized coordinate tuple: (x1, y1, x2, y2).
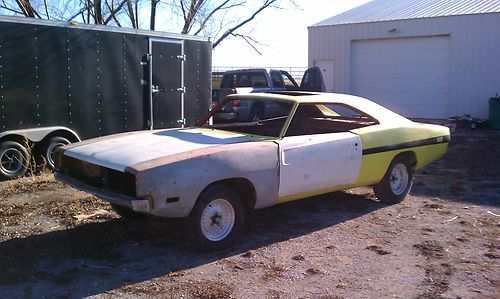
(308, 13, 500, 118)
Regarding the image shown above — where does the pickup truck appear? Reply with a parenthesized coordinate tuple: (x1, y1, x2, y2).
(212, 68, 325, 122)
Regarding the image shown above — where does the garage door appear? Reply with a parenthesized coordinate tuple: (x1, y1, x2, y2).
(350, 36, 450, 119)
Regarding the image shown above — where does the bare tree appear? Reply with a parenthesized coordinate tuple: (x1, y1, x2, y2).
(0, 0, 297, 51)
(150, 0, 159, 30)
(162, 0, 296, 49)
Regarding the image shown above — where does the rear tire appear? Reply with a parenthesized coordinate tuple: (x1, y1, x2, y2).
(43, 136, 71, 170)
(187, 185, 246, 251)
(373, 155, 414, 204)
(0, 141, 30, 180)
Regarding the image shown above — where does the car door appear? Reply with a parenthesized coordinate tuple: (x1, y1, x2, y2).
(276, 132, 362, 199)
(276, 102, 363, 199)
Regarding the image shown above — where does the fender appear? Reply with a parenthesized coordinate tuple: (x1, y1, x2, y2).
(0, 127, 81, 143)
(129, 141, 280, 218)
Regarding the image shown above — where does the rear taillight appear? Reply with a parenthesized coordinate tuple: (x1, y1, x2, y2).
(232, 100, 241, 107)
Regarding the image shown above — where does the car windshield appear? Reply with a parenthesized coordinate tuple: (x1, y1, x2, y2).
(199, 98, 294, 138)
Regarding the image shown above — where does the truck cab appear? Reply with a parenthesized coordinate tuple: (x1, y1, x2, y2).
(212, 67, 325, 122)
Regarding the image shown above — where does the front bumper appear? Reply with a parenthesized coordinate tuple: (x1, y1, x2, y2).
(54, 172, 151, 213)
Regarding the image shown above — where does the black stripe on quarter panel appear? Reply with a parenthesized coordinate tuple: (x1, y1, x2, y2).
(362, 135, 450, 155)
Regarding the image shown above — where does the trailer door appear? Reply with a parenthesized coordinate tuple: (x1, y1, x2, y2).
(149, 38, 185, 129)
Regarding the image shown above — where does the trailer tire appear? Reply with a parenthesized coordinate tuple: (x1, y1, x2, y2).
(0, 141, 30, 180)
(43, 136, 71, 170)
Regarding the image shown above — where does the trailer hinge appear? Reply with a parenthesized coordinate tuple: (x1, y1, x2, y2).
(176, 54, 186, 61)
(177, 118, 186, 126)
(176, 86, 186, 93)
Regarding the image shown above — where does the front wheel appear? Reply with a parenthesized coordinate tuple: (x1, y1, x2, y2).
(373, 155, 414, 204)
(0, 141, 30, 180)
(187, 185, 246, 251)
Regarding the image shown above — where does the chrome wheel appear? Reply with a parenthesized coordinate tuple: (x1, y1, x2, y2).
(200, 198, 235, 242)
(0, 148, 25, 175)
(390, 163, 409, 195)
(46, 141, 67, 167)
(43, 137, 70, 170)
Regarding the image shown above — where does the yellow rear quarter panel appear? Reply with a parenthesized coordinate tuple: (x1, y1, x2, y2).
(351, 123, 449, 186)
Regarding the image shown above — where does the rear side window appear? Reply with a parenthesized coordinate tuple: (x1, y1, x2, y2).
(221, 72, 269, 88)
(281, 71, 298, 88)
(270, 71, 284, 88)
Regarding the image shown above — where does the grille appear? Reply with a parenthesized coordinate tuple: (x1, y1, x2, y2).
(60, 155, 136, 198)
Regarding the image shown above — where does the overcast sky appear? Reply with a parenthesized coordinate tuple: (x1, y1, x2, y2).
(212, 0, 371, 68)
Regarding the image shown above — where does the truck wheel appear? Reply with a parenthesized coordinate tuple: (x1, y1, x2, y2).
(0, 141, 30, 180)
(110, 203, 146, 219)
(187, 185, 246, 251)
(43, 136, 70, 170)
(373, 155, 414, 204)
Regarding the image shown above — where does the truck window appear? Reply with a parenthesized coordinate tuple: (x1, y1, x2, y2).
(270, 71, 285, 88)
(281, 71, 298, 88)
(220, 72, 269, 88)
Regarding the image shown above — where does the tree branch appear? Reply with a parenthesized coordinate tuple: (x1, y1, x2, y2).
(213, 0, 277, 48)
(193, 0, 233, 36)
(104, 0, 127, 25)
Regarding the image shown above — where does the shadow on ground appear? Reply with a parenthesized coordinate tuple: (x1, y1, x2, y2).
(0, 191, 384, 298)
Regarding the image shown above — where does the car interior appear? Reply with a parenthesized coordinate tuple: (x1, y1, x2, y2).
(204, 100, 378, 138)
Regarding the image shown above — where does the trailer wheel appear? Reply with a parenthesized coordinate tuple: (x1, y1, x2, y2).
(43, 136, 71, 170)
(0, 141, 30, 180)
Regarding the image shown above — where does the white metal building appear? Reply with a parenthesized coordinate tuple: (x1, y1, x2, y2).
(308, 0, 500, 119)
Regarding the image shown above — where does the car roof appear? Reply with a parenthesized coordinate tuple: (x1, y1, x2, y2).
(228, 92, 412, 125)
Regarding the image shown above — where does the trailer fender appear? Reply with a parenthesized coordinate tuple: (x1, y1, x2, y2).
(0, 127, 81, 143)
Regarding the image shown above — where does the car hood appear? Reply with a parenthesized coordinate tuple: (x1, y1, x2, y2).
(63, 128, 261, 171)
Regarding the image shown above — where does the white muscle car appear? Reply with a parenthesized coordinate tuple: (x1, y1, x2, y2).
(54, 92, 450, 250)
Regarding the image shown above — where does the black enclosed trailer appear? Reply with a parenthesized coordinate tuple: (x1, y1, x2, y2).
(0, 16, 212, 180)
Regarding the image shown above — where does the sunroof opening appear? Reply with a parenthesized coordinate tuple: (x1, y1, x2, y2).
(265, 91, 319, 96)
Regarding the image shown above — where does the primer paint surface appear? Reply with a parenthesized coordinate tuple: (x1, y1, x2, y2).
(64, 128, 255, 171)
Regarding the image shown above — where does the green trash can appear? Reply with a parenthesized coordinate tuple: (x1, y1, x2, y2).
(490, 95, 500, 130)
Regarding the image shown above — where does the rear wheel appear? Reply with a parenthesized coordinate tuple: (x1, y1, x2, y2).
(43, 136, 71, 170)
(187, 185, 246, 251)
(0, 141, 30, 180)
(373, 155, 414, 204)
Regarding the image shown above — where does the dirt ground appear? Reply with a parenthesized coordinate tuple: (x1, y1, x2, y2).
(0, 128, 499, 298)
